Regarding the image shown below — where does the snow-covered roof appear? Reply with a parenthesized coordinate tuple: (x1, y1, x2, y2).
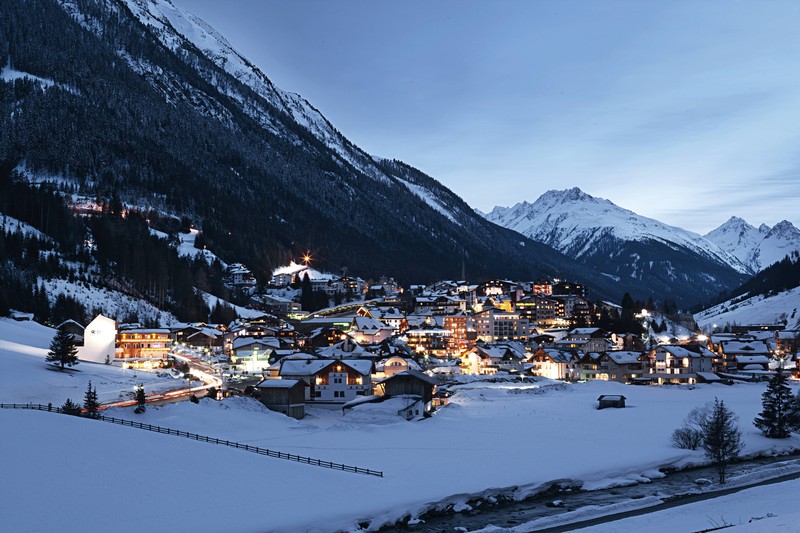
(256, 379, 306, 389)
(719, 340, 770, 354)
(735, 355, 770, 364)
(604, 351, 643, 365)
(232, 336, 280, 350)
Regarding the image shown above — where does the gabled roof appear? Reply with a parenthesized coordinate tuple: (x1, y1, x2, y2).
(232, 336, 280, 350)
(383, 369, 438, 386)
(255, 379, 307, 389)
(604, 351, 643, 365)
(279, 358, 374, 377)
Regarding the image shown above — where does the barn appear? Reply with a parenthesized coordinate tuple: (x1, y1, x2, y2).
(255, 379, 308, 419)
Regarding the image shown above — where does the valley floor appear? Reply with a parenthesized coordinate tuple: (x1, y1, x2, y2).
(2, 319, 800, 532)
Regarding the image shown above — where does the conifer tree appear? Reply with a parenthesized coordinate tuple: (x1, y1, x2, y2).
(46, 324, 79, 370)
(83, 380, 100, 418)
(134, 385, 146, 414)
(61, 398, 81, 416)
(754, 368, 800, 438)
(701, 398, 744, 484)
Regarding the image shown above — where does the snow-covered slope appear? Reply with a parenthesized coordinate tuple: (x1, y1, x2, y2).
(694, 286, 800, 331)
(117, 0, 390, 184)
(485, 187, 749, 273)
(706, 217, 800, 273)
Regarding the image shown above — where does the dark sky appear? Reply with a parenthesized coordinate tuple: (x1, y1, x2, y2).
(172, 0, 800, 233)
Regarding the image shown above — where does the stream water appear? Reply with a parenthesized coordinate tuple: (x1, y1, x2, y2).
(379, 453, 800, 532)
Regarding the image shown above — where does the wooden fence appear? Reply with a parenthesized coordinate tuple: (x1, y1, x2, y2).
(0, 403, 383, 477)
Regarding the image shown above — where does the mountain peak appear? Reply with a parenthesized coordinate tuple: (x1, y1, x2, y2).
(539, 187, 594, 204)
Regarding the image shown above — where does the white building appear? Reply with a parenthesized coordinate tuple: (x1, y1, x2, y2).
(78, 314, 118, 364)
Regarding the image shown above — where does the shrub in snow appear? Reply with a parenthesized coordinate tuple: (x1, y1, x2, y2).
(61, 398, 81, 416)
(671, 426, 702, 450)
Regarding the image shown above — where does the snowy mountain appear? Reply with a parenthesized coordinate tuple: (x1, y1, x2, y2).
(705, 217, 800, 273)
(3, 0, 605, 289)
(484, 188, 750, 305)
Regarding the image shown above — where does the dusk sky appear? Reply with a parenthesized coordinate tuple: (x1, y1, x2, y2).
(174, 0, 800, 234)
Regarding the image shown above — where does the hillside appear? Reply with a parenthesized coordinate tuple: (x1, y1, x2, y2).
(0, 0, 607, 293)
(694, 253, 800, 331)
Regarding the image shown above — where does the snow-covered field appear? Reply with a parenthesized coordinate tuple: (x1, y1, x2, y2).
(2, 318, 800, 532)
(0, 319, 187, 405)
(695, 286, 800, 331)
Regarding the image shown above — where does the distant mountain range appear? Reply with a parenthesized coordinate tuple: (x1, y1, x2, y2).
(484, 187, 781, 305)
(704, 217, 800, 274)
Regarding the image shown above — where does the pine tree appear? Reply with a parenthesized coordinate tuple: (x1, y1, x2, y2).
(754, 368, 800, 438)
(134, 385, 146, 414)
(45, 324, 79, 370)
(701, 398, 744, 484)
(83, 380, 100, 418)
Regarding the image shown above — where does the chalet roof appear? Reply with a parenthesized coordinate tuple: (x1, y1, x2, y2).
(279, 358, 373, 377)
(256, 379, 307, 389)
(569, 327, 602, 336)
(604, 351, 643, 365)
(353, 316, 394, 332)
(720, 340, 770, 354)
(735, 355, 770, 364)
(537, 348, 576, 363)
(232, 336, 280, 350)
(597, 395, 626, 401)
(383, 369, 438, 386)
(659, 345, 713, 358)
(120, 328, 171, 334)
(376, 356, 422, 372)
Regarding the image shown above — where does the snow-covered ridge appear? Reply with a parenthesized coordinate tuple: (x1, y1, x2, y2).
(484, 187, 751, 274)
(117, 0, 391, 184)
(705, 216, 800, 273)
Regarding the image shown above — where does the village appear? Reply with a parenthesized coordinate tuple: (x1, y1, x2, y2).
(48, 257, 800, 421)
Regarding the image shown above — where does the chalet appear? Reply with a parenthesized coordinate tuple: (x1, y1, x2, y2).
(350, 316, 395, 345)
(375, 356, 422, 379)
(231, 336, 280, 372)
(598, 351, 646, 383)
(173, 324, 224, 350)
(718, 340, 772, 373)
(379, 370, 439, 417)
(648, 345, 714, 384)
(118, 328, 171, 363)
(316, 337, 372, 359)
(278, 358, 374, 404)
(777, 330, 800, 357)
(574, 352, 603, 381)
(529, 348, 579, 380)
(56, 319, 85, 343)
(459, 344, 527, 375)
(255, 379, 308, 419)
(557, 328, 610, 353)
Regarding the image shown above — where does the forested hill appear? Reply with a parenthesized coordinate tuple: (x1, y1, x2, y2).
(0, 0, 617, 296)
